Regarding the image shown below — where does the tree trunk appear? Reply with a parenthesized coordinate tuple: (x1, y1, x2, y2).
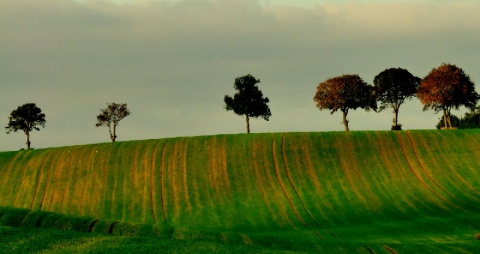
(443, 109, 448, 129)
(393, 108, 399, 128)
(112, 124, 116, 142)
(246, 115, 250, 134)
(109, 124, 115, 142)
(342, 110, 349, 131)
(26, 132, 31, 150)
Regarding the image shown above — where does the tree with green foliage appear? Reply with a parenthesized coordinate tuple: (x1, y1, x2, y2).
(96, 103, 130, 142)
(374, 67, 420, 130)
(460, 105, 480, 128)
(5, 103, 46, 150)
(314, 74, 376, 131)
(417, 63, 479, 129)
(224, 74, 271, 133)
(436, 105, 480, 129)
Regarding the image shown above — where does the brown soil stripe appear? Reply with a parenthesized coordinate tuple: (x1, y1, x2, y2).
(382, 244, 398, 254)
(271, 136, 307, 227)
(281, 134, 322, 228)
(160, 141, 169, 226)
(150, 142, 160, 225)
(29, 155, 49, 210)
(395, 133, 455, 207)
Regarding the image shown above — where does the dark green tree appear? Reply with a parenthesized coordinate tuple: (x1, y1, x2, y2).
(374, 68, 420, 130)
(96, 103, 130, 142)
(5, 103, 46, 150)
(224, 74, 271, 133)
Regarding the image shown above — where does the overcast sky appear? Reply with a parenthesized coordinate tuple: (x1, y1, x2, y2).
(1, 0, 479, 151)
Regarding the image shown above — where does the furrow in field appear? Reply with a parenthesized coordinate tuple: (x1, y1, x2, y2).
(150, 142, 160, 225)
(281, 133, 321, 228)
(12, 152, 37, 208)
(382, 244, 398, 254)
(0, 152, 23, 204)
(395, 132, 454, 209)
(29, 155, 49, 210)
(406, 132, 456, 199)
(160, 141, 169, 225)
(271, 136, 307, 227)
(39, 151, 61, 211)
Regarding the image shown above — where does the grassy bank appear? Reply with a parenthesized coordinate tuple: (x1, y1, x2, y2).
(1, 130, 480, 252)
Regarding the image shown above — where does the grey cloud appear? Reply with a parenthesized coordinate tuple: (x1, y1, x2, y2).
(1, 0, 479, 151)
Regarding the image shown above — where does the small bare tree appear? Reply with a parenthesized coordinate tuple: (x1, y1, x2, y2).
(96, 103, 130, 142)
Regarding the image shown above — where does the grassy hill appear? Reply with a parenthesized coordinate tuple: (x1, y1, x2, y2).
(1, 130, 480, 253)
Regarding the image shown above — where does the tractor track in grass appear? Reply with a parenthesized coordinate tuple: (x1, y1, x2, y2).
(160, 141, 169, 226)
(382, 244, 398, 254)
(282, 134, 320, 226)
(395, 132, 457, 208)
(280, 134, 326, 239)
(39, 152, 61, 211)
(406, 132, 456, 199)
(150, 142, 160, 225)
(29, 155, 49, 210)
(271, 136, 307, 227)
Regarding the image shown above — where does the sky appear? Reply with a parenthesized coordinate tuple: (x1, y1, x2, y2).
(1, 0, 479, 151)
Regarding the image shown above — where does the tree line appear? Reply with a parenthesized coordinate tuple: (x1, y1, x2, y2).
(225, 63, 479, 132)
(4, 63, 479, 150)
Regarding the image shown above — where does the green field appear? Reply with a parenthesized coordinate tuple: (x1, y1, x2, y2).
(1, 130, 480, 253)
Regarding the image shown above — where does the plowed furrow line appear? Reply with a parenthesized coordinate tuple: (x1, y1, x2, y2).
(150, 142, 160, 225)
(160, 141, 169, 225)
(271, 137, 307, 227)
(281, 134, 321, 228)
(29, 155, 49, 210)
(406, 132, 455, 198)
(395, 133, 456, 207)
(382, 245, 398, 254)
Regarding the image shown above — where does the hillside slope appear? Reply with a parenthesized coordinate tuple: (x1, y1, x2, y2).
(1, 130, 480, 252)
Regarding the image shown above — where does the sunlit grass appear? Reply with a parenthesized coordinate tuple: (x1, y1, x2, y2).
(1, 130, 480, 252)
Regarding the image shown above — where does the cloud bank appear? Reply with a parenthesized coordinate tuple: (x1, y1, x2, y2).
(1, 0, 479, 150)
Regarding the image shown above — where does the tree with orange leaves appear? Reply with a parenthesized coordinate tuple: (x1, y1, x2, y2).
(314, 74, 376, 131)
(417, 63, 478, 129)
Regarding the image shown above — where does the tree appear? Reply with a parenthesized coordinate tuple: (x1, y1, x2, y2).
(96, 103, 130, 142)
(224, 74, 271, 133)
(436, 106, 480, 129)
(314, 74, 376, 131)
(5, 103, 46, 150)
(436, 114, 460, 130)
(417, 63, 479, 129)
(374, 68, 420, 130)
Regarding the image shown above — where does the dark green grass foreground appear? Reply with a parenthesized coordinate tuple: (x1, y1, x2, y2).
(1, 130, 480, 253)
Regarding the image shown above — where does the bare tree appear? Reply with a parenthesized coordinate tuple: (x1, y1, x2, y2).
(96, 103, 130, 142)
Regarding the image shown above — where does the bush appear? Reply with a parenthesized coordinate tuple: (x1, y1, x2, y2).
(391, 124, 402, 131)
(0, 207, 30, 227)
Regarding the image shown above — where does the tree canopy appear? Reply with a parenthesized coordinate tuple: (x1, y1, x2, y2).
(314, 74, 376, 131)
(96, 103, 131, 142)
(417, 63, 478, 129)
(5, 103, 46, 150)
(224, 74, 271, 133)
(374, 67, 420, 130)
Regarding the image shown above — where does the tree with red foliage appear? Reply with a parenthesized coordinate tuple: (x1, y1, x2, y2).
(417, 63, 478, 129)
(314, 74, 376, 131)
